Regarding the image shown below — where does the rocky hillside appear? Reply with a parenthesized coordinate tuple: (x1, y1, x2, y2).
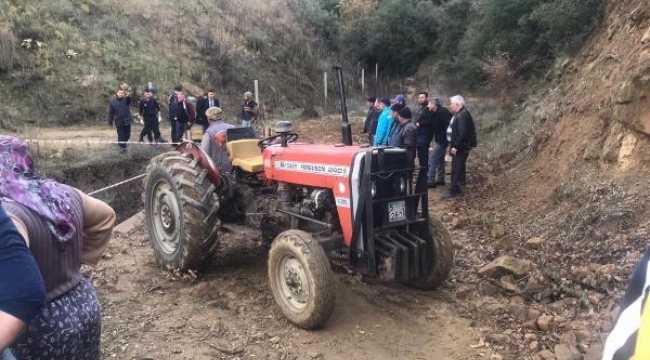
(0, 0, 333, 127)
(449, 0, 650, 358)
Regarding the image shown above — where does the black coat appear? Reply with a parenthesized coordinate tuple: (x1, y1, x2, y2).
(196, 96, 220, 124)
(363, 107, 380, 135)
(431, 106, 453, 146)
(415, 104, 434, 139)
(450, 108, 477, 151)
(108, 97, 132, 127)
(139, 97, 160, 118)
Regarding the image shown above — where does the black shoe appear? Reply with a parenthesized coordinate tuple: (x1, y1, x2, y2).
(155, 138, 168, 143)
(441, 192, 458, 201)
(435, 181, 446, 187)
(427, 182, 437, 188)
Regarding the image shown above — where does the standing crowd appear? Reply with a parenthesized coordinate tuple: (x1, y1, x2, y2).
(107, 85, 259, 151)
(364, 93, 477, 200)
(109, 84, 476, 199)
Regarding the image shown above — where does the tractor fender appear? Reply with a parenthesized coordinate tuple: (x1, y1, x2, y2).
(176, 141, 223, 188)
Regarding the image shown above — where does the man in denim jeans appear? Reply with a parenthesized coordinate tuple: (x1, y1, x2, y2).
(427, 98, 453, 188)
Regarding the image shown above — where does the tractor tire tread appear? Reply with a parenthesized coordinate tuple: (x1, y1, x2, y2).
(143, 152, 220, 271)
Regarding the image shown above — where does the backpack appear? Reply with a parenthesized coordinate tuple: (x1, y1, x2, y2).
(168, 92, 179, 107)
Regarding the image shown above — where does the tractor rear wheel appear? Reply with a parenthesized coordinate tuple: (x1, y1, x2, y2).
(406, 214, 454, 289)
(143, 151, 221, 271)
(268, 230, 335, 330)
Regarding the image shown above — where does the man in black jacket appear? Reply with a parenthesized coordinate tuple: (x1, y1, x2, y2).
(415, 92, 434, 192)
(139, 89, 166, 143)
(241, 91, 257, 127)
(108, 89, 133, 151)
(443, 95, 477, 200)
(168, 85, 182, 143)
(362, 96, 379, 145)
(196, 89, 220, 133)
(427, 98, 453, 188)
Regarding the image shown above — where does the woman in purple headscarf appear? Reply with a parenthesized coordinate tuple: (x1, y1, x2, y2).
(0, 136, 116, 360)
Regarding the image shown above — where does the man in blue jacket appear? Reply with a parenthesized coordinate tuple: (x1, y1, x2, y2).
(373, 98, 393, 146)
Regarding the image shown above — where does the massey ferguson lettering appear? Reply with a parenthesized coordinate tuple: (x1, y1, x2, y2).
(275, 161, 349, 177)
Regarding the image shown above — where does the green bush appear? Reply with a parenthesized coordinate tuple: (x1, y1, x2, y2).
(531, 0, 606, 54)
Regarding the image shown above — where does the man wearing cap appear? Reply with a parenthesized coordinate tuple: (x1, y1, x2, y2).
(427, 98, 453, 188)
(392, 94, 406, 106)
(373, 97, 393, 146)
(241, 92, 258, 127)
(363, 96, 379, 145)
(386, 103, 405, 145)
(202, 107, 235, 172)
(443, 95, 477, 200)
(389, 107, 417, 167)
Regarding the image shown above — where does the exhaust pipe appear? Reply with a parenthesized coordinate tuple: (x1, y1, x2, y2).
(333, 66, 353, 146)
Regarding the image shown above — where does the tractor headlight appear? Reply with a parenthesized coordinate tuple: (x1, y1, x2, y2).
(371, 182, 377, 198)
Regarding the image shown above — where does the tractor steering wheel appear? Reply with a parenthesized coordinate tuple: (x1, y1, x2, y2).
(258, 132, 299, 149)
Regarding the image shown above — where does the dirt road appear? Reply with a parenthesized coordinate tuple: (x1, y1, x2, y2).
(95, 209, 484, 360)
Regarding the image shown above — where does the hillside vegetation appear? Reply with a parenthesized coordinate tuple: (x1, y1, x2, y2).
(0, 0, 334, 127)
(0, 0, 607, 128)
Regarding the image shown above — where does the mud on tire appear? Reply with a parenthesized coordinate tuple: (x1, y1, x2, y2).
(143, 151, 221, 271)
(406, 214, 454, 290)
(268, 230, 336, 330)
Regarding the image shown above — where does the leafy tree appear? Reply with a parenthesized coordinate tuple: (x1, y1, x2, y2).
(337, 0, 377, 60)
(363, 0, 437, 77)
(531, 0, 606, 55)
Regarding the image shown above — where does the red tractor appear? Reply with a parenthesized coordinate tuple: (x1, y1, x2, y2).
(142, 121, 453, 329)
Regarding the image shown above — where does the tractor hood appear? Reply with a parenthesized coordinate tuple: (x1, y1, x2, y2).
(262, 143, 367, 186)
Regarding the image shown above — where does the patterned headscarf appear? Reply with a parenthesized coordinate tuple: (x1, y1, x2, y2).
(0, 136, 76, 243)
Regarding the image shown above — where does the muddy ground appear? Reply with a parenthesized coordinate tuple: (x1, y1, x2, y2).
(22, 120, 620, 359)
(96, 210, 483, 360)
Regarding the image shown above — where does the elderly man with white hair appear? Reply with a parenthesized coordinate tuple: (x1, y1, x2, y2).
(442, 95, 477, 200)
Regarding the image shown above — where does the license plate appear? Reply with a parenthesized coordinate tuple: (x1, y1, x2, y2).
(388, 200, 407, 222)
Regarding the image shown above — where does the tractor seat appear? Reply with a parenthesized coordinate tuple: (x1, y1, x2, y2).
(226, 139, 264, 173)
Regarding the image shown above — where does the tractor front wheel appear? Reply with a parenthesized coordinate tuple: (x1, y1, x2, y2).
(406, 214, 454, 290)
(268, 230, 335, 330)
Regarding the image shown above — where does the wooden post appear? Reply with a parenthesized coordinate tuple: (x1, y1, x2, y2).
(324, 71, 328, 112)
(361, 68, 365, 97)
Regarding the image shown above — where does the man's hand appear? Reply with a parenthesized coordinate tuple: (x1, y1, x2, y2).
(450, 147, 457, 156)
